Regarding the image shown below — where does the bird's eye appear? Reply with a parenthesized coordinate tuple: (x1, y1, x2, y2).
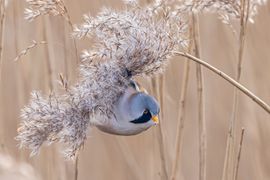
(143, 109, 149, 114)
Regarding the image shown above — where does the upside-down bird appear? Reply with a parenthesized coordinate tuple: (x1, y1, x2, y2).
(17, 1, 187, 158)
(95, 80, 159, 136)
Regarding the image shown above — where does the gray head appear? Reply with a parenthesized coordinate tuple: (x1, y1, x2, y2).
(128, 92, 160, 124)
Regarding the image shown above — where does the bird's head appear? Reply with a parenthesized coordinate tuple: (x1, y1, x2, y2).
(128, 92, 160, 125)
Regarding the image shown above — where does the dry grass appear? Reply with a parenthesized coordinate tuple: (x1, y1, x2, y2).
(191, 12, 207, 180)
(150, 76, 169, 180)
(0, 0, 5, 85)
(233, 128, 245, 180)
(1, 0, 270, 180)
(170, 24, 193, 180)
(0, 0, 6, 153)
(174, 52, 270, 113)
(222, 1, 251, 179)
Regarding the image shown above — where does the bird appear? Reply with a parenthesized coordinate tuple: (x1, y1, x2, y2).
(95, 80, 160, 136)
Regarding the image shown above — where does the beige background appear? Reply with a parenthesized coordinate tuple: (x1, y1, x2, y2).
(0, 0, 270, 180)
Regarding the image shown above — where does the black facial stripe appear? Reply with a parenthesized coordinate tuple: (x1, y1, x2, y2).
(130, 111, 152, 124)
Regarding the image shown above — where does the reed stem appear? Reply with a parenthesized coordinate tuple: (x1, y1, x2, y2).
(173, 52, 270, 114)
(0, 0, 5, 153)
(74, 155, 79, 180)
(170, 17, 195, 179)
(0, 0, 5, 83)
(192, 12, 207, 180)
(222, 0, 250, 179)
(157, 76, 169, 180)
(233, 128, 245, 180)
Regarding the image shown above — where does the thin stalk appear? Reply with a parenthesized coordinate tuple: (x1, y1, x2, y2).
(170, 61, 191, 180)
(233, 128, 245, 180)
(221, 137, 232, 180)
(192, 13, 207, 180)
(0, 0, 5, 83)
(63, 23, 69, 80)
(172, 52, 270, 114)
(157, 131, 168, 180)
(67, 21, 79, 65)
(158, 75, 164, 122)
(222, 0, 250, 179)
(52, 0, 79, 64)
(61, 0, 79, 64)
(0, 0, 5, 153)
(74, 155, 79, 180)
(43, 18, 54, 91)
(151, 77, 168, 180)
(170, 26, 193, 180)
(157, 75, 169, 180)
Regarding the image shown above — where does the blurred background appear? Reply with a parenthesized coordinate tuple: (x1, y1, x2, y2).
(0, 0, 270, 180)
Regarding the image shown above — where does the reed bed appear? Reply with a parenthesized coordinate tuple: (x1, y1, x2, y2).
(0, 0, 270, 180)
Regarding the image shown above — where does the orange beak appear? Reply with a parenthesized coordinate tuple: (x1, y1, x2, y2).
(151, 115, 159, 124)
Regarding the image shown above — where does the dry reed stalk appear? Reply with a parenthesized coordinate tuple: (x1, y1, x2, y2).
(158, 75, 164, 123)
(192, 12, 207, 180)
(173, 51, 270, 114)
(221, 136, 232, 180)
(43, 18, 54, 91)
(50, 0, 79, 65)
(151, 77, 168, 180)
(63, 24, 69, 80)
(0, 0, 5, 154)
(74, 154, 79, 180)
(155, 75, 169, 180)
(0, 0, 5, 83)
(222, 0, 250, 179)
(170, 62, 191, 180)
(71, 32, 79, 65)
(159, 75, 169, 180)
(233, 128, 245, 180)
(170, 25, 193, 180)
(13, 0, 31, 104)
(0, 0, 3, 105)
(42, 17, 56, 180)
(62, 4, 79, 65)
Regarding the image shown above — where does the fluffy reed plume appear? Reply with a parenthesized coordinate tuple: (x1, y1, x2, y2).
(24, 0, 69, 21)
(173, 0, 267, 24)
(0, 153, 41, 180)
(73, 2, 188, 69)
(17, 0, 188, 158)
